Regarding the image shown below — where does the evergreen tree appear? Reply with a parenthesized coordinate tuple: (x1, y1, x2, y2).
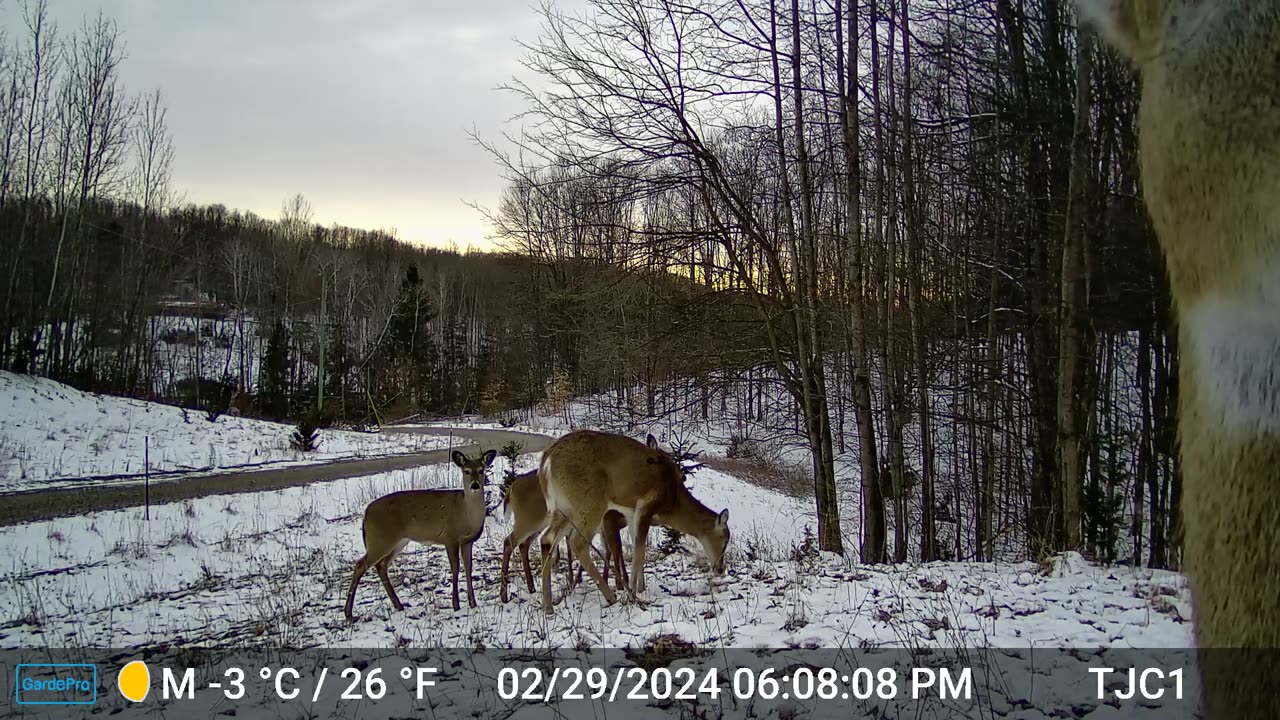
(261, 319, 292, 419)
(390, 265, 437, 412)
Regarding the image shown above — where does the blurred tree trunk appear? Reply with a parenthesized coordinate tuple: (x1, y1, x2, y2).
(1057, 24, 1092, 550)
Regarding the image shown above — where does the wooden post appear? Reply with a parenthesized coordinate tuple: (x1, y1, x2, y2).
(144, 436, 150, 521)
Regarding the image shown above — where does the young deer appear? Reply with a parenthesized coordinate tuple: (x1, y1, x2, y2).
(1075, 2, 1279, 717)
(538, 430, 729, 614)
(500, 469, 630, 603)
(343, 449, 495, 621)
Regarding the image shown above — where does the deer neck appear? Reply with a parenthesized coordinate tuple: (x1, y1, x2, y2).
(656, 487, 716, 541)
(463, 487, 487, 524)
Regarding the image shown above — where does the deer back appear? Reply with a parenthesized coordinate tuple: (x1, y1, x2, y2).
(540, 430, 683, 515)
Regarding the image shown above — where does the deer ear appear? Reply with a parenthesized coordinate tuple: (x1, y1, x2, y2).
(717, 509, 729, 528)
(451, 450, 467, 468)
(482, 449, 498, 468)
(646, 434, 659, 449)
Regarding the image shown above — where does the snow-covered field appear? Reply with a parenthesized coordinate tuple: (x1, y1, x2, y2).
(0, 372, 450, 491)
(0, 447, 1190, 651)
(0, 412, 1198, 718)
(0, 375, 1199, 720)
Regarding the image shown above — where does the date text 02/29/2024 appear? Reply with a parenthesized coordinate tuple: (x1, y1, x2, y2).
(496, 666, 973, 703)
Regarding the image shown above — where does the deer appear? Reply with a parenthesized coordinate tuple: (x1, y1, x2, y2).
(343, 448, 495, 622)
(538, 430, 730, 614)
(500, 469, 630, 603)
(1074, 2, 1280, 717)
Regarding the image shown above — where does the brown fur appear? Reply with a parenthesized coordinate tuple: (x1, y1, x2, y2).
(342, 449, 495, 621)
(537, 430, 729, 614)
(1078, 1, 1280, 716)
(499, 470, 630, 602)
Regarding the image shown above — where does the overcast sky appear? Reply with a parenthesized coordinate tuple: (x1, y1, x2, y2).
(1, 0, 558, 250)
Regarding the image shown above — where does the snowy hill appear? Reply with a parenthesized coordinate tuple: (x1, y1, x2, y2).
(0, 372, 449, 492)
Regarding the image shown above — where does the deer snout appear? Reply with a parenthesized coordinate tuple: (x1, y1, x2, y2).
(700, 541, 728, 575)
(710, 557, 726, 575)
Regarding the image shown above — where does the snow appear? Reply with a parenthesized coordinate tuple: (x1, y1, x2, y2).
(0, 372, 450, 491)
(0, 451, 1191, 652)
(0, 379, 1201, 719)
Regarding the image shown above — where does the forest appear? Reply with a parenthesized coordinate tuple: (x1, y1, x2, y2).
(0, 0, 1179, 572)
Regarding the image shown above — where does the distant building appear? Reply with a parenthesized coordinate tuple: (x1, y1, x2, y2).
(151, 280, 228, 320)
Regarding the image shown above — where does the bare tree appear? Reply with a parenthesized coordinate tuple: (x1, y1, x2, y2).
(42, 10, 135, 375)
(130, 88, 173, 224)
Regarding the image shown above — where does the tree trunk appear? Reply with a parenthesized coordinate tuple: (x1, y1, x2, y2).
(1056, 25, 1093, 550)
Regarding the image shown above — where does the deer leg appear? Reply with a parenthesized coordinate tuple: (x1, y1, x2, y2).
(566, 536, 585, 591)
(520, 539, 535, 593)
(343, 555, 370, 622)
(609, 531, 630, 591)
(615, 546, 631, 591)
(603, 511, 629, 591)
(563, 537, 575, 592)
(446, 543, 461, 611)
(462, 541, 476, 609)
(501, 535, 514, 603)
(540, 512, 571, 614)
(601, 538, 611, 588)
(569, 528, 616, 606)
(375, 555, 405, 612)
(630, 507, 655, 596)
(573, 537, 585, 585)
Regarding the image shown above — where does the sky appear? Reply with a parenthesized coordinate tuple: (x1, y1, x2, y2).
(1, 0, 560, 250)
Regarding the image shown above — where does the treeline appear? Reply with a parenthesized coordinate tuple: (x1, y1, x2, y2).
(0, 0, 715, 427)
(0, 0, 1183, 569)
(484, 0, 1180, 567)
(0, 184, 726, 426)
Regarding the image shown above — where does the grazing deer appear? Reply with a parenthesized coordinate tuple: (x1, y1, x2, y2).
(500, 469, 630, 603)
(343, 449, 495, 621)
(538, 430, 729, 613)
(1075, 2, 1280, 717)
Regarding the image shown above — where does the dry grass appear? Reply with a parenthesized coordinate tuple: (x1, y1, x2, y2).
(624, 632, 704, 670)
(702, 456, 812, 500)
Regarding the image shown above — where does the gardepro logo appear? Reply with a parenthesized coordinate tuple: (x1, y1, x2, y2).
(14, 663, 98, 705)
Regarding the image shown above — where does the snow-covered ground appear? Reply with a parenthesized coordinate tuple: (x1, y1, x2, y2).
(0, 417, 1197, 719)
(0, 448, 1190, 651)
(0, 372, 450, 491)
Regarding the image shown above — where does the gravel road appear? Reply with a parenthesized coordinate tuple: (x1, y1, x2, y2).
(0, 426, 553, 527)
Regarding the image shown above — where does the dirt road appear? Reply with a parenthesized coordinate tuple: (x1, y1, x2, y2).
(0, 426, 553, 527)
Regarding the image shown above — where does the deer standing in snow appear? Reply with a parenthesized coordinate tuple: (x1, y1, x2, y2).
(538, 430, 729, 614)
(343, 449, 494, 621)
(500, 469, 630, 602)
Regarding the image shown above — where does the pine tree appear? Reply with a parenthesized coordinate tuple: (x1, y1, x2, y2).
(390, 265, 437, 411)
(261, 319, 292, 420)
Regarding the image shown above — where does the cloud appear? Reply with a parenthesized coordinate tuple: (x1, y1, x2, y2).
(0, 0, 539, 249)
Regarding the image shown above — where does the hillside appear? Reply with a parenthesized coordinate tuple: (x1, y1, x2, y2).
(0, 372, 448, 492)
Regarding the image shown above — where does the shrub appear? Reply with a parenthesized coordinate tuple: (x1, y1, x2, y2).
(657, 527, 684, 557)
(790, 525, 819, 565)
(726, 434, 763, 461)
(498, 440, 524, 496)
